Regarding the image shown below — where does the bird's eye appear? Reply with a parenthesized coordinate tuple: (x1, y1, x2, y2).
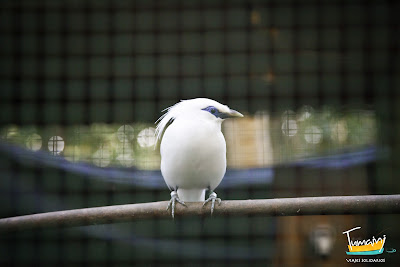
(202, 106, 219, 116)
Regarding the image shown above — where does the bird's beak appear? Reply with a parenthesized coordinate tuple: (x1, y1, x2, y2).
(226, 109, 244, 118)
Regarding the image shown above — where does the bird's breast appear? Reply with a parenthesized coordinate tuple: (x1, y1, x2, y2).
(160, 119, 227, 190)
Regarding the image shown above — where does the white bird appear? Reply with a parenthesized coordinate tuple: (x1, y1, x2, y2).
(155, 98, 243, 218)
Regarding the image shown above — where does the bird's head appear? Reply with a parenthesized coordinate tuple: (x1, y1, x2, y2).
(155, 98, 243, 141)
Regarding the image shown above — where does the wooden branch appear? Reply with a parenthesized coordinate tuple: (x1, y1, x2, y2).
(1, 195, 399, 232)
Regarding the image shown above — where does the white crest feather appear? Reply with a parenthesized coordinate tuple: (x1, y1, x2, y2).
(154, 98, 229, 145)
(154, 101, 182, 143)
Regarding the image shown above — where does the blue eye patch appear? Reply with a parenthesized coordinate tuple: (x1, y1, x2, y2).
(202, 106, 228, 119)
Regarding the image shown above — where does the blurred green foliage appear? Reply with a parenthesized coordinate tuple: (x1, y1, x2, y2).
(1, 107, 376, 170)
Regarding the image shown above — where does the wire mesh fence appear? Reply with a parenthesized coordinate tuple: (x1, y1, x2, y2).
(0, 0, 399, 266)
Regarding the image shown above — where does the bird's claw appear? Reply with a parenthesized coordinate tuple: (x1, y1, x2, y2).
(203, 192, 221, 216)
(166, 191, 186, 219)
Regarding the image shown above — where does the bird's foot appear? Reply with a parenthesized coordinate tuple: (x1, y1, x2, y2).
(166, 191, 186, 219)
(202, 192, 221, 216)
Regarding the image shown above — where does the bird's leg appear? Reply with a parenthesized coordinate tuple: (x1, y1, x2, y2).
(166, 191, 186, 219)
(202, 191, 221, 216)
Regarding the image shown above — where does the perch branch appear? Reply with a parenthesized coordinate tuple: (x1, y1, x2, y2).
(1, 195, 399, 232)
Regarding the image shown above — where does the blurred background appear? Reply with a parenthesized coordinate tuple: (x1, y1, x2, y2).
(0, 0, 399, 266)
